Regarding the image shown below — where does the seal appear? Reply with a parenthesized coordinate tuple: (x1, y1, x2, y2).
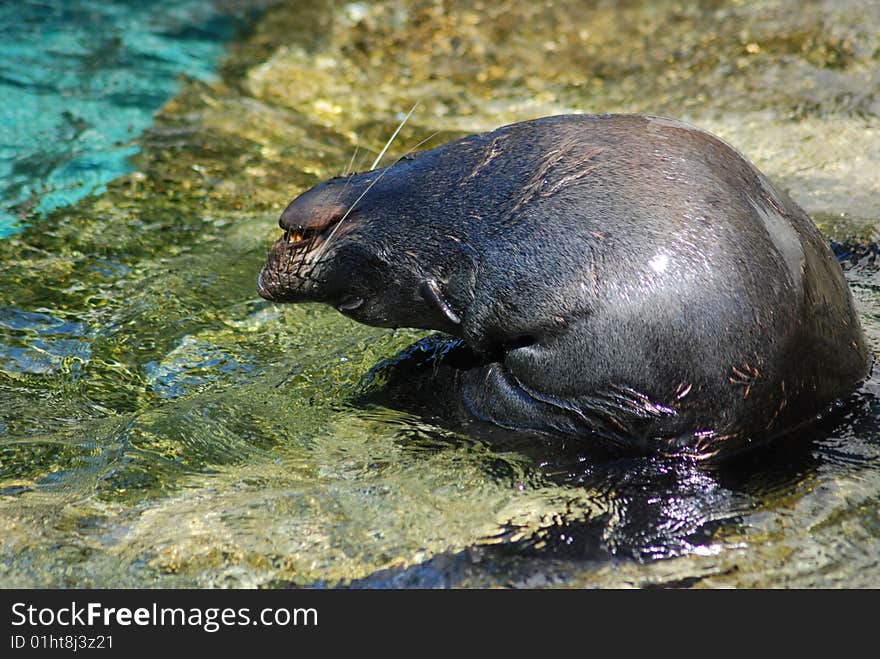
(257, 114, 871, 460)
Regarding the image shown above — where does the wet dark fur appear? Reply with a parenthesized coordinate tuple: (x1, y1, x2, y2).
(258, 114, 871, 460)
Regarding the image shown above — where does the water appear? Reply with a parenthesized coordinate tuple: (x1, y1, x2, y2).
(0, 0, 237, 237)
(0, 0, 878, 588)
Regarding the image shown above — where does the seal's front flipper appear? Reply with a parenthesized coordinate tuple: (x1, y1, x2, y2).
(355, 335, 627, 458)
(419, 278, 461, 326)
(355, 334, 477, 420)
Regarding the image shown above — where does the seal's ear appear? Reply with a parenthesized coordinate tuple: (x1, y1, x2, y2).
(419, 279, 461, 325)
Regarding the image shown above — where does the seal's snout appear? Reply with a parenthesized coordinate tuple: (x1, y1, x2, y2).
(257, 287, 274, 301)
(257, 268, 275, 301)
(257, 214, 342, 304)
(257, 233, 302, 302)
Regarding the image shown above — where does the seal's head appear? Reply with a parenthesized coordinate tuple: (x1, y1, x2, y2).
(257, 164, 470, 336)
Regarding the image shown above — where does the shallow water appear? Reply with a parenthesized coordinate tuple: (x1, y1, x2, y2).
(0, 0, 878, 588)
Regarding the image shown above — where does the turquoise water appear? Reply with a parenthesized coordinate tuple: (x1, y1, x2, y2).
(0, 0, 236, 237)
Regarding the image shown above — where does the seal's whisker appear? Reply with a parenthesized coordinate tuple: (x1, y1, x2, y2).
(284, 233, 295, 272)
(316, 101, 420, 246)
(355, 146, 372, 174)
(313, 168, 393, 268)
(370, 101, 419, 171)
(332, 148, 361, 208)
(296, 233, 319, 277)
(292, 244, 304, 277)
(404, 131, 439, 156)
(334, 170, 357, 209)
(314, 125, 434, 269)
(343, 146, 359, 177)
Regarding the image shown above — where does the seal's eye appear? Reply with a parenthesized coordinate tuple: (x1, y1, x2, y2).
(286, 225, 310, 245)
(278, 212, 346, 251)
